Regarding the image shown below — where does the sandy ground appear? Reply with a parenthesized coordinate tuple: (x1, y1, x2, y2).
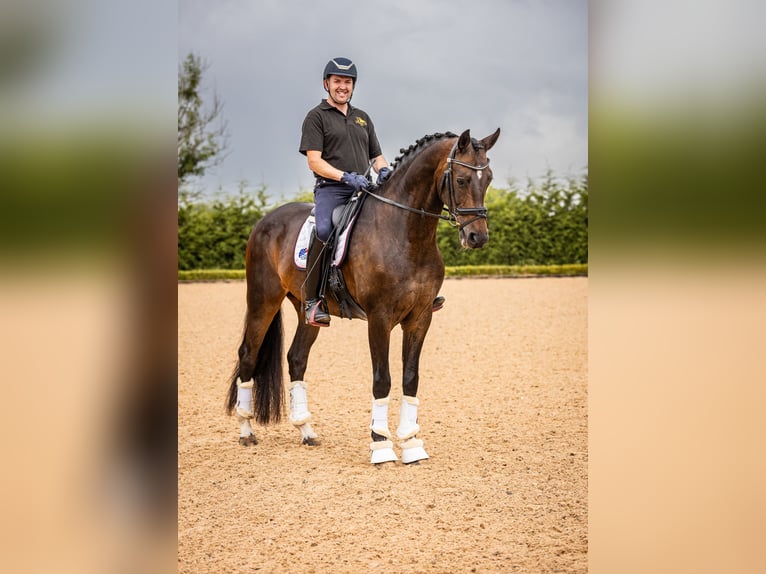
(178, 277, 587, 573)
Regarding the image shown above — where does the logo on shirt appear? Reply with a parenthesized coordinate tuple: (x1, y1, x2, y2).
(354, 117, 367, 127)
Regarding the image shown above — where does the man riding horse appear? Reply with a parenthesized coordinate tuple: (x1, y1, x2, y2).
(227, 55, 499, 464)
(299, 57, 444, 327)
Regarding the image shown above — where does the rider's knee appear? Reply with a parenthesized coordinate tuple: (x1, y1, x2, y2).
(315, 223, 332, 243)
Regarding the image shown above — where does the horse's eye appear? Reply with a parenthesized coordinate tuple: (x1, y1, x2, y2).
(456, 177, 467, 186)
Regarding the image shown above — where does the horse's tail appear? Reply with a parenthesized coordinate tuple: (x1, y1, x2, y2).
(225, 309, 284, 424)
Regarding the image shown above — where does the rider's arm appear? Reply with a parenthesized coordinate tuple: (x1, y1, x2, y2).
(371, 154, 389, 174)
(306, 150, 344, 182)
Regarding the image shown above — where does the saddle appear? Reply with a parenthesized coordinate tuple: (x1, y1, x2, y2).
(293, 192, 368, 320)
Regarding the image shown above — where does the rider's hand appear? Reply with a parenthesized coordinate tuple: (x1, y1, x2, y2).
(341, 172, 371, 191)
(376, 167, 392, 185)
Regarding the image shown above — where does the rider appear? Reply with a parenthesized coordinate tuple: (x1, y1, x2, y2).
(299, 57, 444, 327)
(299, 57, 389, 326)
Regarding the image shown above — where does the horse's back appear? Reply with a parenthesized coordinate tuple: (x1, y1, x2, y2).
(250, 201, 312, 252)
(254, 201, 313, 236)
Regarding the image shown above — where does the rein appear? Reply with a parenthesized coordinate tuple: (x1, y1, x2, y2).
(363, 187, 452, 222)
(363, 139, 489, 229)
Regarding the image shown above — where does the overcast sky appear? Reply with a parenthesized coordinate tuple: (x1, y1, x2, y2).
(178, 0, 588, 200)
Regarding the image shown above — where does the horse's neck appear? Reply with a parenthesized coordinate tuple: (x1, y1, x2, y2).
(388, 144, 447, 214)
(363, 170, 442, 250)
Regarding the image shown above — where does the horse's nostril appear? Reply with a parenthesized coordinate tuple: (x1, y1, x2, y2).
(467, 231, 488, 248)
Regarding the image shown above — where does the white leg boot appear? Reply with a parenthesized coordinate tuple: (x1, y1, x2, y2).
(289, 381, 319, 445)
(396, 395, 429, 464)
(236, 380, 257, 445)
(370, 396, 398, 464)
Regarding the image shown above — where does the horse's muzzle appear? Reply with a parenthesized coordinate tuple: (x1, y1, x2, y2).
(460, 227, 489, 249)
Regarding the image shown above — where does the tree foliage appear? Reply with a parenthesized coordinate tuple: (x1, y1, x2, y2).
(177, 53, 228, 187)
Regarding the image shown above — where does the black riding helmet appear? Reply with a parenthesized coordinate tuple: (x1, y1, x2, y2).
(323, 57, 357, 83)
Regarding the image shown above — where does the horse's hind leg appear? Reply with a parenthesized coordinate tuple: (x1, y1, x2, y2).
(226, 277, 287, 445)
(231, 305, 284, 445)
(232, 314, 261, 445)
(235, 376, 258, 446)
(286, 298, 322, 445)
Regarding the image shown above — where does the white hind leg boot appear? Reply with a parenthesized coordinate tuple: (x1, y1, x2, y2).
(289, 381, 318, 444)
(370, 396, 398, 464)
(236, 380, 254, 419)
(236, 380, 257, 444)
(396, 395, 429, 464)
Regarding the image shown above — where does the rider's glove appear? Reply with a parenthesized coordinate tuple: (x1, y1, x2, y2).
(341, 172, 371, 191)
(376, 167, 392, 185)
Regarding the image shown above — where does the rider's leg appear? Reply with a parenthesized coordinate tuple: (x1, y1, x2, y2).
(304, 232, 330, 326)
(313, 184, 350, 242)
(306, 184, 352, 326)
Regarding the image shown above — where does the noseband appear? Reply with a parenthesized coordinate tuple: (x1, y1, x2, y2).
(363, 140, 489, 230)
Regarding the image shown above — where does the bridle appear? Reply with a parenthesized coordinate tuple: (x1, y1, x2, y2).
(440, 140, 490, 228)
(363, 140, 489, 230)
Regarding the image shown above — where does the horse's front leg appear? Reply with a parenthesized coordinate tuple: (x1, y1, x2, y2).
(397, 312, 433, 464)
(367, 317, 398, 464)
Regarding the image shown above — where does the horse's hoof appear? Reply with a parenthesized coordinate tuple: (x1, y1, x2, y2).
(404, 459, 421, 466)
(238, 434, 258, 446)
(400, 439, 429, 464)
(302, 437, 321, 446)
(370, 440, 399, 464)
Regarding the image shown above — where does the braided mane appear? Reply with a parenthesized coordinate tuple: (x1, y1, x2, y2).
(389, 131, 457, 173)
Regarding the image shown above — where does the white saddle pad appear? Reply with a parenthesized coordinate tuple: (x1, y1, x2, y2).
(293, 214, 354, 269)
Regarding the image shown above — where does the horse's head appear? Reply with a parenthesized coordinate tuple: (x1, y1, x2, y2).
(440, 128, 501, 249)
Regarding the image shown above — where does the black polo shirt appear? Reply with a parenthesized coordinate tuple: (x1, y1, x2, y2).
(299, 100, 382, 178)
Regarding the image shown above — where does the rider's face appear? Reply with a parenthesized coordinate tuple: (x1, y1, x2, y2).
(325, 75, 354, 105)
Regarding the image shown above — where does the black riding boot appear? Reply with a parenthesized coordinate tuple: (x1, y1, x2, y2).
(304, 236, 331, 327)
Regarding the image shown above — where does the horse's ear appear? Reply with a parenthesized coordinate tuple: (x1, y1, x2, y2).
(480, 128, 501, 151)
(458, 129, 471, 152)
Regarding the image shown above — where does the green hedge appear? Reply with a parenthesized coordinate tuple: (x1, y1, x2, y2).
(179, 173, 588, 271)
(178, 264, 587, 282)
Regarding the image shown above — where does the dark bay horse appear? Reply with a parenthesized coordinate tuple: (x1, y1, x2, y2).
(226, 128, 500, 464)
